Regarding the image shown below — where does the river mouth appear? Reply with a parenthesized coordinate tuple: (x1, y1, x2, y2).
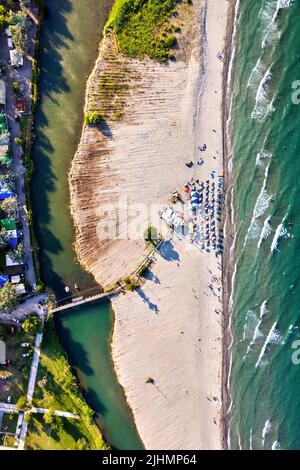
(30, 0, 143, 450)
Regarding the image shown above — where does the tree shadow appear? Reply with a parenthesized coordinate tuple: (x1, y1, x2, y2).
(158, 241, 180, 262)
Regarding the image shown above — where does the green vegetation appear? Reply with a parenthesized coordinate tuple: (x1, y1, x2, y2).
(124, 275, 138, 292)
(105, 0, 181, 62)
(26, 317, 109, 450)
(16, 394, 29, 412)
(12, 81, 20, 95)
(22, 316, 41, 335)
(84, 111, 104, 126)
(144, 226, 160, 246)
(0, 326, 32, 403)
(0, 282, 20, 312)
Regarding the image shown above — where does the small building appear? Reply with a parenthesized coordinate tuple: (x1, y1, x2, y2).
(9, 49, 24, 68)
(11, 275, 21, 284)
(16, 98, 26, 114)
(0, 274, 9, 287)
(160, 207, 184, 228)
(7, 38, 14, 50)
(0, 81, 6, 107)
(5, 254, 21, 267)
(15, 283, 26, 295)
(1, 219, 17, 231)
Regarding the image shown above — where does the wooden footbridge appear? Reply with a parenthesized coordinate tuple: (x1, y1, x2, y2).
(49, 287, 121, 314)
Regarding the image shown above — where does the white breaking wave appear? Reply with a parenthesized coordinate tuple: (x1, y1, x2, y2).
(243, 163, 271, 247)
(247, 58, 266, 91)
(258, 215, 272, 249)
(270, 213, 292, 253)
(255, 322, 280, 368)
(272, 440, 281, 450)
(244, 301, 268, 359)
(262, 420, 272, 447)
(256, 149, 272, 167)
(251, 64, 274, 121)
(261, 0, 292, 48)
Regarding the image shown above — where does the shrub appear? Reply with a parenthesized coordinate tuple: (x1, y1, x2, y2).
(84, 112, 104, 126)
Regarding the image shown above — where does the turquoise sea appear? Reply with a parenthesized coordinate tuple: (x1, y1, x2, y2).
(229, 0, 300, 450)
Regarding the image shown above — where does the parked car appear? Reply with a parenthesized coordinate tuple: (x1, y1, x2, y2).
(7, 396, 11, 403)
(21, 343, 30, 348)
(22, 353, 30, 358)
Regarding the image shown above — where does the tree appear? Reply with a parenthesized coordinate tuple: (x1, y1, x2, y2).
(0, 325, 6, 341)
(0, 171, 16, 192)
(0, 229, 11, 249)
(16, 395, 28, 412)
(43, 408, 55, 426)
(12, 81, 20, 95)
(11, 22, 29, 55)
(144, 226, 159, 246)
(76, 437, 89, 450)
(8, 243, 24, 265)
(0, 282, 19, 313)
(0, 196, 17, 218)
(0, 6, 7, 30)
(84, 112, 104, 126)
(22, 316, 41, 335)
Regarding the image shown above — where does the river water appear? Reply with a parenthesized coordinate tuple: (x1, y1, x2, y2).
(30, 0, 142, 450)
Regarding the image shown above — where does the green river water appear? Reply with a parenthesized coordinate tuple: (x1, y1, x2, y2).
(30, 0, 143, 450)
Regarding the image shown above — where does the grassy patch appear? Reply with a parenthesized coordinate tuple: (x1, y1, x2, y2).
(0, 326, 33, 403)
(25, 413, 94, 451)
(28, 319, 108, 450)
(0, 412, 18, 434)
(106, 0, 181, 62)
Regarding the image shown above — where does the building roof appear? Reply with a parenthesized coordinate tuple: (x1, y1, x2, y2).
(0, 274, 9, 287)
(1, 219, 17, 231)
(9, 49, 24, 68)
(0, 81, 5, 106)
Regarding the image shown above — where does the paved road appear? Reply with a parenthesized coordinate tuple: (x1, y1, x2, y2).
(26, 327, 43, 404)
(31, 408, 79, 419)
(0, 7, 38, 290)
(0, 403, 18, 412)
(0, 293, 47, 323)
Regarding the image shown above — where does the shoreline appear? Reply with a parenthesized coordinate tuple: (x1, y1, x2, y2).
(221, 0, 240, 450)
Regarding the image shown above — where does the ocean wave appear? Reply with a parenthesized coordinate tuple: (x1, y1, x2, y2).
(262, 419, 272, 447)
(243, 301, 268, 359)
(270, 215, 292, 253)
(258, 215, 272, 249)
(272, 440, 281, 450)
(261, 0, 292, 48)
(247, 58, 266, 91)
(243, 163, 271, 247)
(251, 64, 274, 121)
(255, 322, 281, 368)
(256, 149, 272, 167)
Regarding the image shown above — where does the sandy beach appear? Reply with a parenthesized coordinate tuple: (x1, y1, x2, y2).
(70, 0, 230, 450)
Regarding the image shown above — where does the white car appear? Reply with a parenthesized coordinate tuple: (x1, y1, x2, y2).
(22, 353, 30, 358)
(7, 396, 11, 403)
(21, 343, 30, 348)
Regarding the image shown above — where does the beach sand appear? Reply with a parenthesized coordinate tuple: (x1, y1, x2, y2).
(70, 0, 230, 449)
(111, 0, 229, 450)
